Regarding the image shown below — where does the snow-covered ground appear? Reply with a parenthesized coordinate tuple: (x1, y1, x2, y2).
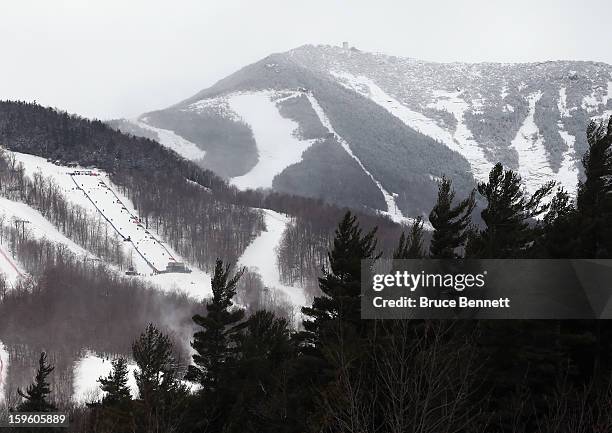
(224, 91, 316, 190)
(556, 88, 580, 193)
(0, 194, 93, 288)
(0, 196, 89, 257)
(238, 209, 307, 310)
(510, 92, 556, 195)
(9, 152, 211, 299)
(72, 352, 139, 404)
(429, 89, 493, 182)
(0, 240, 24, 288)
(133, 118, 207, 162)
(70, 171, 211, 298)
(0, 341, 8, 404)
(331, 71, 492, 183)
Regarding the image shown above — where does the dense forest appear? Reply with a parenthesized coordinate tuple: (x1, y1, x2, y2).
(0, 116, 610, 432)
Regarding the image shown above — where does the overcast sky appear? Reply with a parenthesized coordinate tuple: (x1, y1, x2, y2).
(1, 0, 610, 120)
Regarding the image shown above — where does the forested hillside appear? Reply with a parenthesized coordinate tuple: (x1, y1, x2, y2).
(0, 99, 405, 407)
(120, 44, 612, 219)
(0, 101, 403, 276)
(1, 115, 611, 432)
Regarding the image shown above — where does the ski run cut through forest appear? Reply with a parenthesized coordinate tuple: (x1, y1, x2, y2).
(0, 150, 310, 404)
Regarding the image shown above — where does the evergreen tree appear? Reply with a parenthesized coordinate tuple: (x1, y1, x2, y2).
(428, 176, 475, 258)
(132, 324, 181, 401)
(576, 117, 612, 258)
(297, 212, 380, 433)
(467, 163, 554, 258)
(185, 259, 245, 389)
(132, 324, 187, 433)
(17, 352, 56, 412)
(539, 188, 579, 258)
(301, 211, 380, 341)
(224, 310, 298, 433)
(98, 357, 132, 406)
(393, 216, 425, 259)
(88, 357, 134, 433)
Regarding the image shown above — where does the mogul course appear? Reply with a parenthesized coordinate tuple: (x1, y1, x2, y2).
(373, 296, 511, 309)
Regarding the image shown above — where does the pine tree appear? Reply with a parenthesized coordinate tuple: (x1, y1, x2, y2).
(539, 188, 579, 258)
(98, 357, 132, 406)
(393, 216, 425, 259)
(297, 212, 381, 433)
(301, 211, 380, 341)
(132, 324, 181, 401)
(467, 163, 554, 258)
(185, 259, 245, 389)
(428, 177, 475, 258)
(17, 352, 56, 412)
(132, 324, 187, 433)
(224, 310, 297, 433)
(576, 117, 612, 258)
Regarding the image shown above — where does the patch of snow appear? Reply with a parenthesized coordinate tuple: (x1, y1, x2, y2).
(72, 352, 138, 404)
(582, 92, 600, 113)
(471, 98, 485, 114)
(226, 91, 316, 190)
(134, 119, 206, 162)
(557, 123, 580, 194)
(504, 104, 515, 113)
(510, 92, 555, 195)
(501, 85, 509, 100)
(331, 71, 491, 184)
(187, 97, 242, 122)
(0, 341, 8, 404)
(581, 82, 611, 113)
(186, 179, 211, 192)
(0, 240, 24, 288)
(591, 110, 612, 125)
(428, 90, 493, 182)
(238, 209, 307, 311)
(558, 87, 571, 118)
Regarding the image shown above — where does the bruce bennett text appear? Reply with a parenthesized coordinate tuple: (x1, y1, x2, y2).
(372, 296, 511, 309)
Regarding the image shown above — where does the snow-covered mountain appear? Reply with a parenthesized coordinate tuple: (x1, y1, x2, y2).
(113, 44, 612, 218)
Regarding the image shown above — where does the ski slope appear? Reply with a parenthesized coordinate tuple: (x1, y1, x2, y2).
(0, 241, 24, 288)
(331, 71, 492, 183)
(0, 341, 7, 404)
(238, 209, 307, 311)
(0, 195, 93, 288)
(10, 152, 211, 299)
(72, 352, 139, 404)
(303, 91, 411, 224)
(70, 171, 211, 298)
(510, 92, 556, 195)
(134, 119, 207, 162)
(225, 91, 317, 190)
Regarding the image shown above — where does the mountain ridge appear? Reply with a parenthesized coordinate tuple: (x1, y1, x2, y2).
(111, 44, 612, 218)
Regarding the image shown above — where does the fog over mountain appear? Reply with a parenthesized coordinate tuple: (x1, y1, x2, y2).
(112, 44, 612, 218)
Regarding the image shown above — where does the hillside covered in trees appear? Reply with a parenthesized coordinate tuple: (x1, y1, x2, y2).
(1, 109, 611, 431)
